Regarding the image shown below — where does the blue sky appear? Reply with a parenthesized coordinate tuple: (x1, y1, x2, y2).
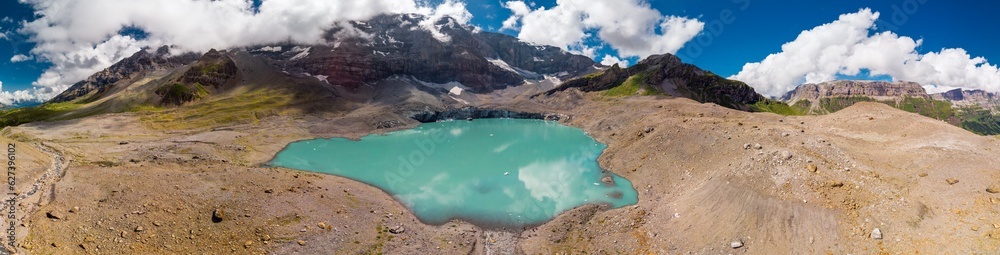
(1, 0, 998, 102)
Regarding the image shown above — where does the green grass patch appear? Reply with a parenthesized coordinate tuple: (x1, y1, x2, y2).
(819, 96, 877, 113)
(139, 88, 296, 130)
(955, 106, 1000, 135)
(750, 99, 807, 116)
(895, 97, 954, 120)
(0, 102, 82, 128)
(582, 69, 606, 79)
(603, 72, 659, 97)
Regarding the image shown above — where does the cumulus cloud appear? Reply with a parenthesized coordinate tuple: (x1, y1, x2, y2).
(10, 0, 471, 103)
(599, 55, 628, 67)
(10, 54, 32, 62)
(500, 0, 703, 60)
(731, 8, 1000, 97)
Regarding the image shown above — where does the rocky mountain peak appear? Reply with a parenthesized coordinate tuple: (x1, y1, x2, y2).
(50, 46, 199, 103)
(248, 13, 597, 92)
(542, 53, 766, 111)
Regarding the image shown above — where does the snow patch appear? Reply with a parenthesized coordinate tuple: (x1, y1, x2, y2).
(533, 57, 544, 62)
(488, 58, 540, 79)
(307, 73, 329, 84)
(257, 46, 282, 52)
(449, 86, 464, 96)
(289, 46, 311, 61)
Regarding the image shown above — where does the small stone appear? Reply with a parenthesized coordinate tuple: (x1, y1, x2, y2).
(828, 181, 844, 188)
(135, 226, 144, 232)
(780, 151, 793, 160)
(120, 231, 128, 238)
(918, 173, 928, 177)
(753, 143, 763, 150)
(212, 209, 225, 223)
(946, 178, 959, 185)
(600, 176, 614, 185)
(730, 240, 743, 248)
(807, 164, 817, 173)
(987, 185, 1000, 194)
(119, 141, 129, 145)
(69, 206, 80, 213)
(46, 210, 64, 220)
(318, 222, 329, 229)
(153, 221, 162, 227)
(244, 241, 253, 248)
(743, 143, 751, 149)
(389, 225, 405, 234)
(643, 127, 654, 133)
(264, 188, 274, 194)
(297, 240, 307, 246)
(972, 226, 980, 231)
(870, 228, 882, 239)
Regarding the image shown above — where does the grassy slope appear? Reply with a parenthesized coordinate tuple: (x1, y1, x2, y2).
(752, 95, 1000, 135)
(603, 72, 660, 97)
(138, 87, 297, 131)
(0, 87, 300, 131)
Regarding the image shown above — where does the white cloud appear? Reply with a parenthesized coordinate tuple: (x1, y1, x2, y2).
(417, 0, 472, 43)
(500, 0, 703, 60)
(0, 81, 62, 105)
(599, 55, 628, 67)
(10, 54, 32, 62)
(731, 8, 1000, 97)
(12, 0, 473, 103)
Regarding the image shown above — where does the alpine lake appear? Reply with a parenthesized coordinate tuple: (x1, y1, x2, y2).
(269, 118, 638, 229)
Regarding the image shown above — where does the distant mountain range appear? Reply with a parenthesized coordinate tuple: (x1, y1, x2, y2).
(781, 80, 1000, 135)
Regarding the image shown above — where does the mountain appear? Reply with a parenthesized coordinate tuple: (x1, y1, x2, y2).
(783, 80, 928, 103)
(36, 13, 786, 128)
(539, 53, 769, 111)
(780, 80, 1000, 135)
(931, 88, 1000, 113)
(28, 13, 599, 126)
(782, 80, 932, 114)
(50, 46, 199, 103)
(240, 14, 596, 93)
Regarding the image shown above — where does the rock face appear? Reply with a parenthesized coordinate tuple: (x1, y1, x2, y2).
(409, 107, 565, 122)
(783, 80, 928, 103)
(932, 88, 1000, 113)
(50, 46, 199, 103)
(250, 13, 596, 92)
(155, 49, 240, 105)
(542, 53, 766, 111)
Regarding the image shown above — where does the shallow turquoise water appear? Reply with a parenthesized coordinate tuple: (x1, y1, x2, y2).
(270, 118, 638, 228)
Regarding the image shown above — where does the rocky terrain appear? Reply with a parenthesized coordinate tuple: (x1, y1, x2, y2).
(933, 88, 1000, 113)
(1, 12, 999, 255)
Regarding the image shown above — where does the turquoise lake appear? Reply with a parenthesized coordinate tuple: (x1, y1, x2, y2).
(269, 118, 638, 228)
